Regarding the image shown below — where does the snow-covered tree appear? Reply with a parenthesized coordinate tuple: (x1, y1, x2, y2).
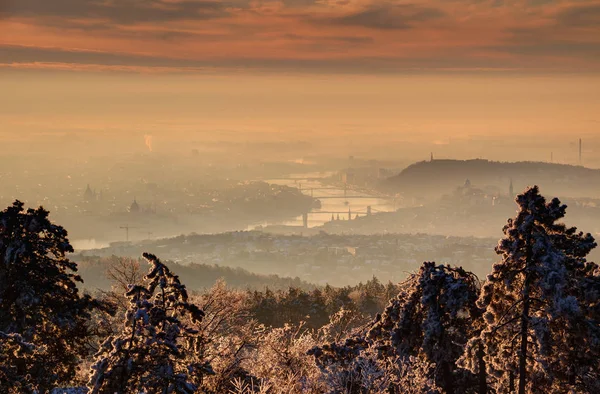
(319, 307, 370, 345)
(0, 201, 111, 391)
(190, 280, 258, 393)
(88, 253, 211, 394)
(310, 262, 482, 393)
(247, 322, 325, 393)
(367, 262, 482, 394)
(464, 186, 600, 393)
(0, 331, 44, 393)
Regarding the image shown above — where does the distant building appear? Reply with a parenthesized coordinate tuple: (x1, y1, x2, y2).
(83, 184, 95, 202)
(129, 198, 140, 213)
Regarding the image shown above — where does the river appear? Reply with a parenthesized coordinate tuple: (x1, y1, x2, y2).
(73, 172, 397, 249)
(254, 172, 397, 228)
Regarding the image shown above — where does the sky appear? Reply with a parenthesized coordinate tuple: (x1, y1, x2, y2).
(0, 0, 599, 164)
(1, 0, 599, 73)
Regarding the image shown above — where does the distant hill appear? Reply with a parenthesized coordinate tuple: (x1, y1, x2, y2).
(383, 159, 600, 200)
(74, 255, 315, 292)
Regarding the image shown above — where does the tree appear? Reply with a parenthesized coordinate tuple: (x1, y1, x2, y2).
(0, 332, 43, 393)
(248, 322, 325, 393)
(192, 280, 258, 393)
(310, 262, 482, 394)
(367, 262, 482, 394)
(360, 277, 387, 316)
(0, 201, 111, 391)
(88, 253, 211, 394)
(105, 257, 144, 296)
(309, 311, 375, 394)
(467, 186, 600, 393)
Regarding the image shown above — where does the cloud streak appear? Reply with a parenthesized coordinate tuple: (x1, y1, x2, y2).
(556, 3, 600, 27)
(323, 3, 446, 30)
(0, 0, 599, 73)
(0, 0, 228, 23)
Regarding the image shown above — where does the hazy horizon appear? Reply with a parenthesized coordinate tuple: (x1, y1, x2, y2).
(2, 71, 599, 167)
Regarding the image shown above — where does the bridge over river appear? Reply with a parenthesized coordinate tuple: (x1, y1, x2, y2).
(254, 173, 398, 228)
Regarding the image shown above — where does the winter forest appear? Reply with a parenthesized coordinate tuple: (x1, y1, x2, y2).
(1, 185, 598, 394)
(4, 0, 600, 390)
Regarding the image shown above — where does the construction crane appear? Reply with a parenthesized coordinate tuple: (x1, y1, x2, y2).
(119, 224, 139, 242)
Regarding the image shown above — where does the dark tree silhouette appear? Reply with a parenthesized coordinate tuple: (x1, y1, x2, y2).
(0, 201, 111, 391)
(0, 331, 43, 393)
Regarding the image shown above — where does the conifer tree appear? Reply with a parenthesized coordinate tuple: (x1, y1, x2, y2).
(88, 253, 211, 394)
(311, 262, 482, 393)
(0, 201, 111, 391)
(0, 332, 43, 393)
(367, 262, 482, 393)
(464, 186, 600, 393)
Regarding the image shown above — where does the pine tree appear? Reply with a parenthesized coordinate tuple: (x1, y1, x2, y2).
(308, 288, 331, 329)
(0, 201, 111, 391)
(0, 332, 43, 393)
(359, 277, 386, 316)
(467, 186, 600, 393)
(367, 262, 482, 394)
(311, 262, 482, 393)
(88, 253, 211, 394)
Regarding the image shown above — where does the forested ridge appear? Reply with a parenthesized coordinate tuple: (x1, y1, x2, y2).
(74, 255, 316, 292)
(1, 186, 599, 393)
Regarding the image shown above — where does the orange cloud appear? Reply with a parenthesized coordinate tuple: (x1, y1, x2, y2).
(0, 0, 599, 73)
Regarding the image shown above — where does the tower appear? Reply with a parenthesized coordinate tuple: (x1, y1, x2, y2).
(430, 152, 434, 162)
(129, 197, 140, 213)
(83, 184, 94, 202)
(509, 179, 514, 198)
(579, 138, 582, 164)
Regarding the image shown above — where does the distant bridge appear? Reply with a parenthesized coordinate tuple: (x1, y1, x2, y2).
(258, 177, 326, 182)
(255, 176, 395, 199)
(309, 211, 362, 214)
(313, 195, 386, 199)
(300, 206, 376, 227)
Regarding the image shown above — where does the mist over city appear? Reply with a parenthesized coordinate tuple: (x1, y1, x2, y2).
(1, 0, 600, 392)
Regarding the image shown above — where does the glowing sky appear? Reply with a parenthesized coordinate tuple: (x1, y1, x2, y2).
(1, 0, 599, 166)
(1, 0, 599, 73)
